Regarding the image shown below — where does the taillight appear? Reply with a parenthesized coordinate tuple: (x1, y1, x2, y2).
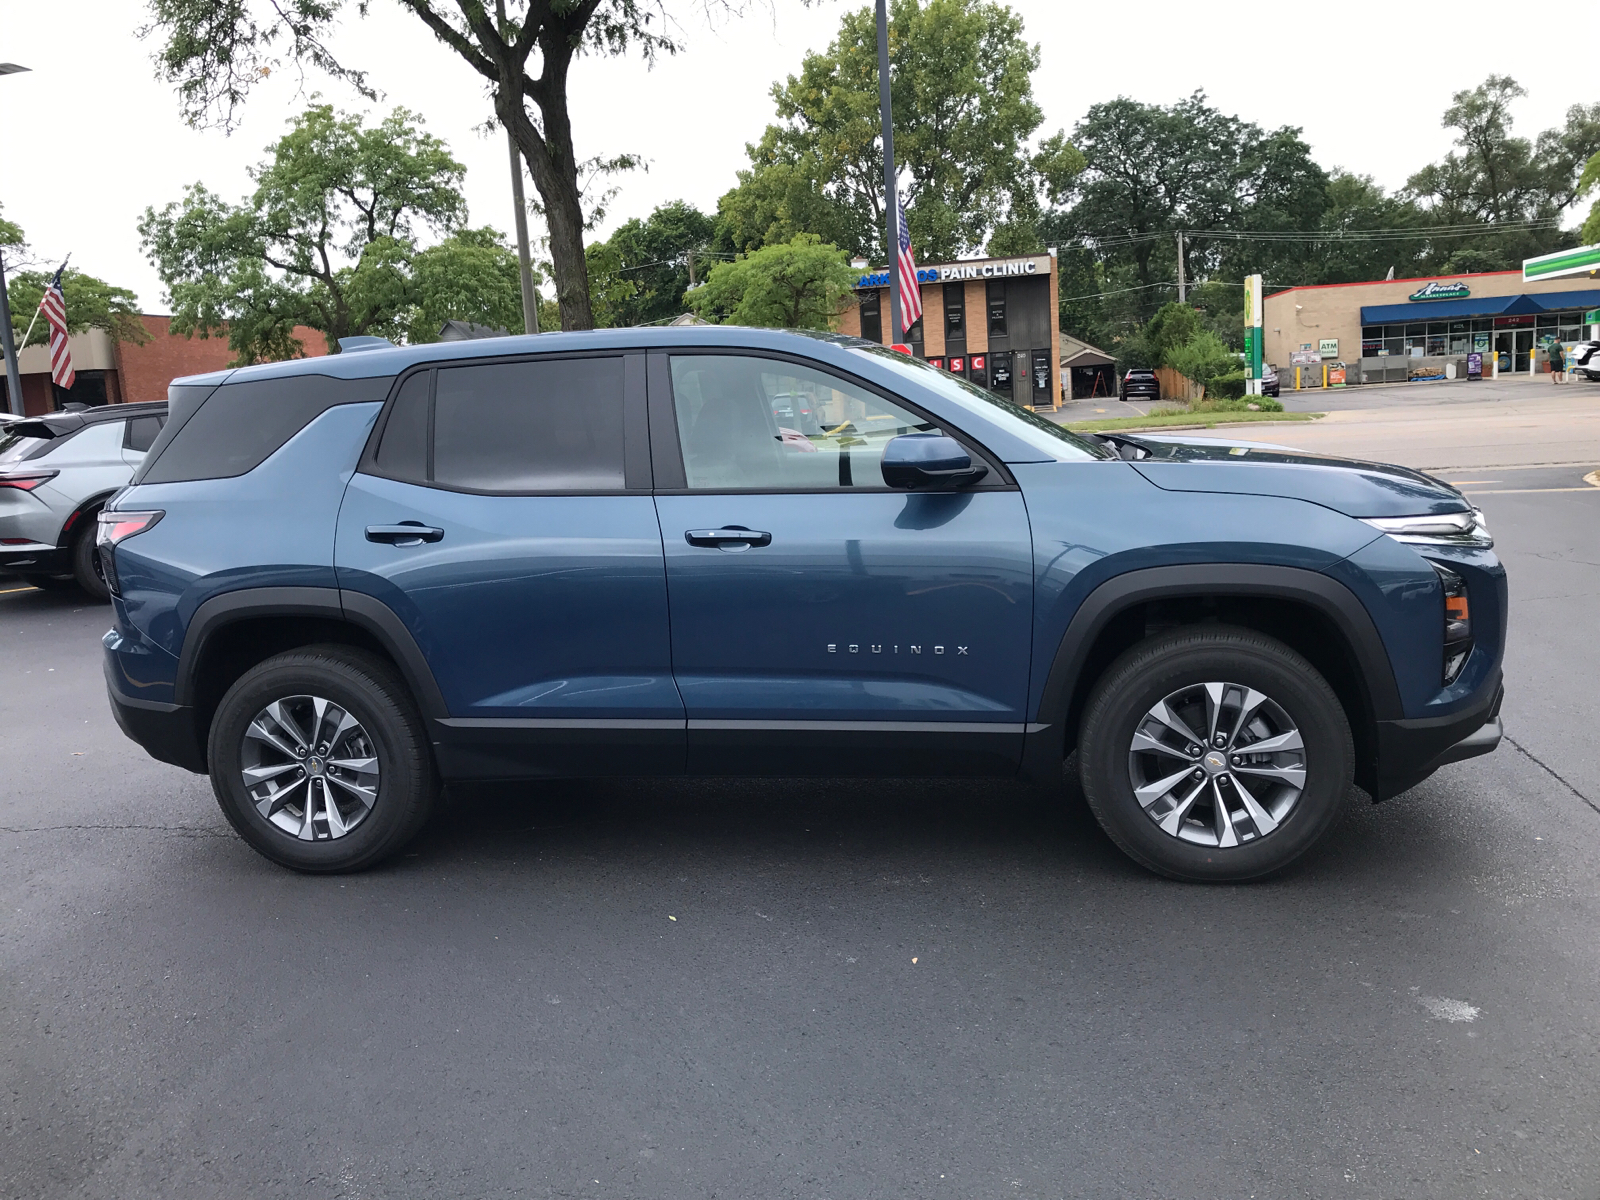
(0, 469, 58, 492)
(96, 509, 163, 597)
(1431, 562, 1473, 685)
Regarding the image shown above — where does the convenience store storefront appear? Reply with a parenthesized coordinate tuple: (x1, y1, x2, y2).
(1263, 270, 1600, 379)
(838, 252, 1062, 408)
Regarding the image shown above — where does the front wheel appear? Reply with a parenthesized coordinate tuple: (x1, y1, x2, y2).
(207, 646, 438, 872)
(1078, 626, 1354, 882)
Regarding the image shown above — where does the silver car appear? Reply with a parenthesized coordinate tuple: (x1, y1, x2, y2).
(0, 402, 167, 600)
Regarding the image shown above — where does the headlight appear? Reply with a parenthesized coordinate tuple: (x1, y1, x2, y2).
(1362, 509, 1491, 548)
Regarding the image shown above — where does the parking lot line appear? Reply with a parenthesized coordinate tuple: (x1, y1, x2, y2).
(0, 585, 36, 595)
(1462, 486, 1600, 495)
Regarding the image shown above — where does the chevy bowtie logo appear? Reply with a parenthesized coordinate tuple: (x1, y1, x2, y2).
(826, 643, 969, 656)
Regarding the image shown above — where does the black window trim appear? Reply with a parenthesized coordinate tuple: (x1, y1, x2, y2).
(357, 349, 652, 497)
(645, 346, 1017, 496)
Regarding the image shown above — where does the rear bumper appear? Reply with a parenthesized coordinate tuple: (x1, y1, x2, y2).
(104, 653, 206, 774)
(1371, 675, 1503, 801)
(0, 544, 70, 575)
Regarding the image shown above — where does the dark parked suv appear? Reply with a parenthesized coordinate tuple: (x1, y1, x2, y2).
(102, 329, 1505, 881)
(1120, 368, 1160, 400)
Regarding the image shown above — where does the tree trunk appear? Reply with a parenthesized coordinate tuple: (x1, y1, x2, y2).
(498, 78, 593, 330)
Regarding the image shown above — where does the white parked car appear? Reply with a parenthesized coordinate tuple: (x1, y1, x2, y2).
(0, 401, 168, 599)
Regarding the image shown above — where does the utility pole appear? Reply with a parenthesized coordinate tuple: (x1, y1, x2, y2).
(0, 248, 22, 415)
(875, 0, 903, 344)
(0, 62, 28, 414)
(507, 127, 540, 334)
(1176, 230, 1186, 304)
(687, 248, 696, 290)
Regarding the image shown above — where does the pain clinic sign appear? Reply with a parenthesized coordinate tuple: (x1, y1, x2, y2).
(855, 257, 1045, 290)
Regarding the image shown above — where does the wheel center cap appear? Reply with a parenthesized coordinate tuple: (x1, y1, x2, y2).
(1202, 751, 1227, 775)
(306, 757, 325, 776)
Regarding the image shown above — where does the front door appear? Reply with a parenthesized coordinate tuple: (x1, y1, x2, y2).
(649, 351, 1035, 776)
(335, 353, 682, 776)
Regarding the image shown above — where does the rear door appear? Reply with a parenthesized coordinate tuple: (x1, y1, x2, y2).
(649, 351, 1035, 776)
(335, 353, 682, 776)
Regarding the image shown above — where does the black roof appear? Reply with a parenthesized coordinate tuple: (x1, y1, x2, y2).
(4, 401, 166, 440)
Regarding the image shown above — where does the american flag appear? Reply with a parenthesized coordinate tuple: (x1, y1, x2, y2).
(40, 265, 75, 390)
(895, 195, 923, 330)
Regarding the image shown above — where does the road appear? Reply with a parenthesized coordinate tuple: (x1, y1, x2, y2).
(3, 388, 1600, 1199)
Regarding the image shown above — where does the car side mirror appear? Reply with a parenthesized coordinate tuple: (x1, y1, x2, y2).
(880, 433, 989, 490)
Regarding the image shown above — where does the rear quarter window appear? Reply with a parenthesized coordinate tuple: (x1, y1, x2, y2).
(140, 374, 392, 484)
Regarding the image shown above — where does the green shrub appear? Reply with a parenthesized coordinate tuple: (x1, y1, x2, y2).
(1255, 395, 1284, 412)
(1206, 369, 1248, 400)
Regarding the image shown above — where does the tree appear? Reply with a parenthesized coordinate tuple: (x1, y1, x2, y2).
(1056, 92, 1329, 318)
(7, 269, 150, 349)
(685, 234, 856, 329)
(586, 200, 716, 327)
(716, 0, 1080, 263)
(1578, 152, 1600, 244)
(140, 105, 523, 362)
(1404, 76, 1600, 266)
(144, 0, 773, 333)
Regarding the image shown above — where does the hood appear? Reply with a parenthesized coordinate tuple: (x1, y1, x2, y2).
(1116, 434, 1469, 518)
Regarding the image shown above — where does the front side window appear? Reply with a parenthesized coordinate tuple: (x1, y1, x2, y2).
(669, 355, 940, 490)
(431, 357, 626, 493)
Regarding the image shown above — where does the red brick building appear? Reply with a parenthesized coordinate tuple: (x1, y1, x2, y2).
(3, 316, 330, 415)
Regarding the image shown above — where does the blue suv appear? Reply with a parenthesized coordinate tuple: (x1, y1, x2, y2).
(100, 328, 1505, 881)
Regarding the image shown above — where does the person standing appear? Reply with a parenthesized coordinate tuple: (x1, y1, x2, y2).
(1549, 340, 1566, 384)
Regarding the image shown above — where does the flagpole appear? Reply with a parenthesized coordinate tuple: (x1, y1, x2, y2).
(875, 0, 903, 346)
(0, 249, 21, 415)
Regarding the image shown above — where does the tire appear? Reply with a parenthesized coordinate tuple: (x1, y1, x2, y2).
(207, 645, 438, 872)
(71, 521, 110, 602)
(1078, 625, 1354, 883)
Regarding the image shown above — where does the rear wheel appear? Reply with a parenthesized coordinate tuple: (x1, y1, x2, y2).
(71, 521, 109, 602)
(207, 646, 438, 872)
(1078, 626, 1353, 882)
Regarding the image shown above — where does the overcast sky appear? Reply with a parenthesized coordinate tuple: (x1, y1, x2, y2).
(3, 0, 1594, 311)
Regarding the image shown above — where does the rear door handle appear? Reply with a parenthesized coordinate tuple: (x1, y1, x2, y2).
(685, 527, 772, 549)
(366, 522, 444, 546)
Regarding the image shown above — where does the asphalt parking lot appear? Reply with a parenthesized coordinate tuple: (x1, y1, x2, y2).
(4, 392, 1600, 1199)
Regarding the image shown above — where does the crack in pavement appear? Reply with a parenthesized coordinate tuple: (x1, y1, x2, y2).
(1504, 735, 1600, 817)
(0, 823, 232, 837)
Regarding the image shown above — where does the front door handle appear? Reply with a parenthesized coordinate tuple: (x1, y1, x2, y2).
(366, 522, 444, 546)
(685, 527, 772, 549)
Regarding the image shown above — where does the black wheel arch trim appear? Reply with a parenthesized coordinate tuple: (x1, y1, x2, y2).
(172, 585, 449, 721)
(56, 488, 120, 548)
(1022, 564, 1405, 780)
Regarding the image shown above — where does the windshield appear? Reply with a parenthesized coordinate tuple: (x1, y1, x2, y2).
(846, 343, 1112, 462)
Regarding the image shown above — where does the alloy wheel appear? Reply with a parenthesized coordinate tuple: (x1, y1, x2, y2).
(239, 695, 380, 840)
(1126, 681, 1306, 848)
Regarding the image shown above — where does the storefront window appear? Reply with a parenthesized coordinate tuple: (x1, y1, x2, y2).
(858, 291, 882, 344)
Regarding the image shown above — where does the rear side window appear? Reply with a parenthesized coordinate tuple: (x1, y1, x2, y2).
(124, 414, 166, 453)
(373, 371, 430, 481)
(375, 357, 627, 494)
(141, 374, 392, 484)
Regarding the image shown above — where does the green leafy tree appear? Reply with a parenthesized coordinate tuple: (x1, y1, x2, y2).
(143, 0, 783, 332)
(586, 200, 716, 327)
(1404, 77, 1600, 266)
(1164, 328, 1236, 389)
(686, 234, 856, 329)
(8, 269, 150, 349)
(716, 0, 1080, 263)
(140, 105, 522, 362)
(1577, 152, 1600, 244)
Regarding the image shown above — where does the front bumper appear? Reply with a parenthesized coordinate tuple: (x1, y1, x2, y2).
(1371, 675, 1504, 800)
